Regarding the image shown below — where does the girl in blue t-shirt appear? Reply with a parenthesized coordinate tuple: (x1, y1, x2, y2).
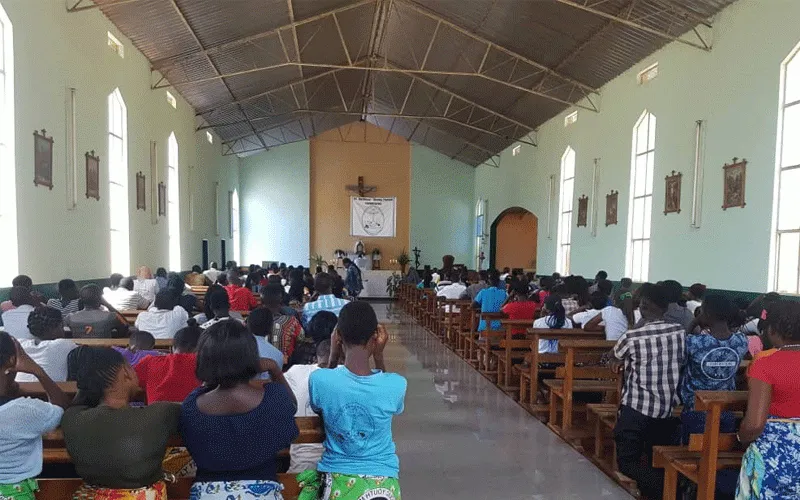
(680, 294, 748, 443)
(301, 301, 407, 500)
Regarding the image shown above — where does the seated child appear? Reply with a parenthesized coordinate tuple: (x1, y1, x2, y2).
(533, 295, 573, 353)
(285, 340, 330, 473)
(134, 319, 202, 403)
(300, 302, 406, 500)
(112, 330, 163, 366)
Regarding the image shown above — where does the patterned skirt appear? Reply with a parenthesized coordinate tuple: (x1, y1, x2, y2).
(736, 418, 800, 499)
(297, 470, 401, 500)
(0, 479, 37, 500)
(189, 480, 284, 499)
(72, 481, 167, 500)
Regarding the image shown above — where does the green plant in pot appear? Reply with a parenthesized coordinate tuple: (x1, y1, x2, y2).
(310, 254, 325, 269)
(396, 249, 410, 275)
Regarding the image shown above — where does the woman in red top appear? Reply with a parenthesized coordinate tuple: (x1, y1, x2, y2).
(502, 279, 540, 337)
(736, 300, 800, 498)
(135, 319, 202, 403)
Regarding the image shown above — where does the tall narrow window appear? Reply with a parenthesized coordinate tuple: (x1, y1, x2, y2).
(168, 133, 181, 271)
(0, 4, 16, 286)
(231, 189, 240, 264)
(108, 89, 129, 274)
(626, 111, 656, 282)
(556, 147, 575, 275)
(772, 44, 800, 293)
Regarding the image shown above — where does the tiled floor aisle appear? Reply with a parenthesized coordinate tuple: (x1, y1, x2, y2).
(376, 302, 633, 500)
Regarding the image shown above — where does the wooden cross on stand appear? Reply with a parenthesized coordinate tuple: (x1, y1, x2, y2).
(345, 176, 377, 197)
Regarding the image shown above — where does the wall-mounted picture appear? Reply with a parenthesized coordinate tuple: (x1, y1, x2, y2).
(664, 171, 682, 215)
(136, 172, 146, 211)
(157, 182, 166, 217)
(577, 195, 588, 227)
(33, 129, 54, 189)
(722, 157, 747, 210)
(85, 151, 100, 200)
(605, 190, 618, 226)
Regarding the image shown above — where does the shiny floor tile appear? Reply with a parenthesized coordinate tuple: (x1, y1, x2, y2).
(375, 303, 633, 499)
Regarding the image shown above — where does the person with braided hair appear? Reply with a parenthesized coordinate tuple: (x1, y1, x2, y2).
(61, 346, 180, 499)
(736, 300, 800, 498)
(15, 306, 76, 383)
(0, 332, 69, 499)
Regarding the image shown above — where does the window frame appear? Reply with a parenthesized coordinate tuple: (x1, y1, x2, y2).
(770, 43, 800, 294)
(625, 111, 657, 282)
(108, 88, 129, 274)
(167, 132, 181, 271)
(556, 146, 575, 275)
(0, 5, 17, 286)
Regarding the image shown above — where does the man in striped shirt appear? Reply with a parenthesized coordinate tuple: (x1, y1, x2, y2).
(610, 283, 685, 500)
(302, 273, 349, 327)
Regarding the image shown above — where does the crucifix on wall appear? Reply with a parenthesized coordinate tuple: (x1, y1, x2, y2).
(345, 176, 377, 197)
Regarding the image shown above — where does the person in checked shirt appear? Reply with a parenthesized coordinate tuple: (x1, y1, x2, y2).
(609, 283, 685, 500)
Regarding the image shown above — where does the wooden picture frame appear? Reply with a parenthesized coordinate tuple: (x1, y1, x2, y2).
(664, 171, 682, 215)
(157, 182, 167, 217)
(722, 158, 747, 210)
(577, 195, 588, 227)
(85, 150, 100, 200)
(33, 129, 54, 189)
(605, 190, 618, 226)
(136, 172, 146, 211)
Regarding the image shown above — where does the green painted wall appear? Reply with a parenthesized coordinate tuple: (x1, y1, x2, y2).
(238, 140, 474, 267)
(239, 141, 311, 265)
(3, 1, 238, 284)
(474, 0, 800, 292)
(411, 145, 475, 267)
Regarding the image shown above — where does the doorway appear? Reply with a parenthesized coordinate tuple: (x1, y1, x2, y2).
(490, 207, 538, 271)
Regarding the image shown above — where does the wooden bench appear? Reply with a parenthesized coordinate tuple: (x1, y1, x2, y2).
(493, 319, 538, 395)
(518, 329, 606, 414)
(544, 339, 618, 439)
(39, 416, 323, 500)
(72, 338, 173, 349)
(474, 314, 510, 382)
(653, 390, 747, 500)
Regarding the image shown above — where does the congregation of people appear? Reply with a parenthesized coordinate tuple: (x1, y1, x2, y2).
(413, 265, 799, 500)
(0, 259, 408, 500)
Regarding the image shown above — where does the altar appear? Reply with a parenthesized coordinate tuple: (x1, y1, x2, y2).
(360, 270, 396, 299)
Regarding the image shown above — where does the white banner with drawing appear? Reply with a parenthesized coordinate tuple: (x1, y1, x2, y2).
(350, 197, 396, 238)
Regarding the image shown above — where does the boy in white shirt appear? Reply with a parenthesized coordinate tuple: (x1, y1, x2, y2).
(284, 340, 330, 473)
(16, 306, 77, 382)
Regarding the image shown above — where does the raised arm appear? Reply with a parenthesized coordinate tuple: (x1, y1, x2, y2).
(14, 339, 69, 409)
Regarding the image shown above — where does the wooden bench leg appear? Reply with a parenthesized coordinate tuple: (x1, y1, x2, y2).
(662, 465, 678, 500)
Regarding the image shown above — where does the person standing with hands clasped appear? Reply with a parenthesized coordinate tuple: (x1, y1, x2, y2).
(298, 302, 407, 500)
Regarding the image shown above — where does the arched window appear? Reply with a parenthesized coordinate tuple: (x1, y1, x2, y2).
(0, 3, 16, 286)
(556, 146, 575, 275)
(108, 89, 129, 274)
(168, 132, 180, 271)
(231, 189, 240, 264)
(626, 111, 656, 282)
(771, 43, 800, 293)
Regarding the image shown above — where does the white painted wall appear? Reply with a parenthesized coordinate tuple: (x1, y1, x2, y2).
(239, 141, 311, 266)
(3, 0, 238, 284)
(474, 0, 800, 292)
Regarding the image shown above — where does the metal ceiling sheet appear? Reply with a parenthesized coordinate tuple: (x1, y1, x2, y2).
(94, 0, 737, 166)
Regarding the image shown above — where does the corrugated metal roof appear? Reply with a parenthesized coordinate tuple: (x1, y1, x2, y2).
(93, 0, 736, 165)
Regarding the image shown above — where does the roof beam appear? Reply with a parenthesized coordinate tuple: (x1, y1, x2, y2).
(209, 108, 532, 146)
(553, 0, 712, 51)
(155, 59, 598, 111)
(67, 0, 147, 13)
(394, 0, 598, 94)
(150, 0, 376, 71)
(166, 0, 268, 151)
